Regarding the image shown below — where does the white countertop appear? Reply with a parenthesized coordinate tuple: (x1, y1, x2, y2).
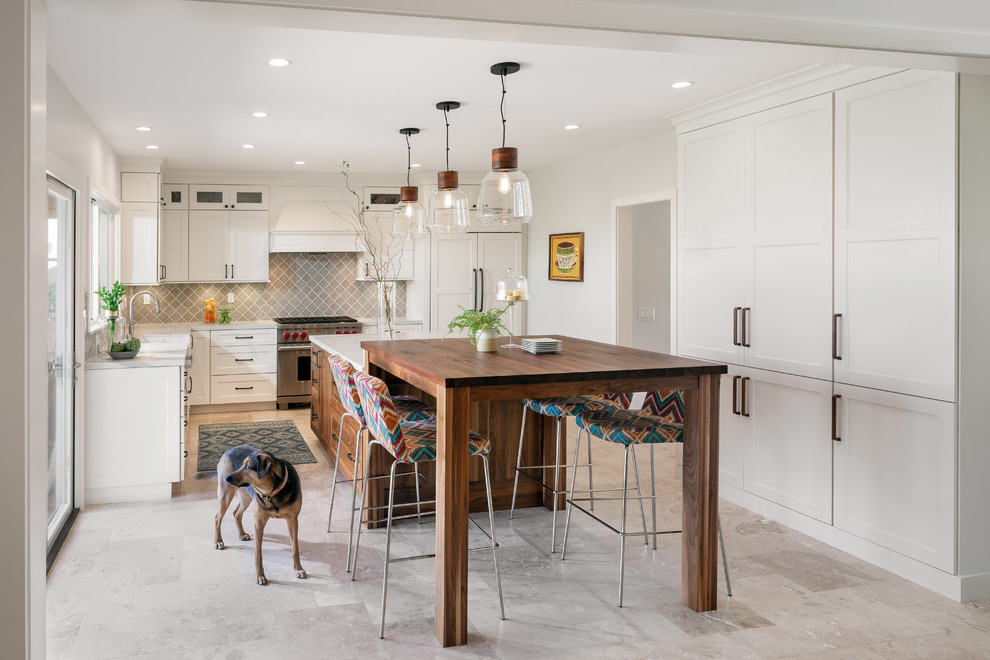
(134, 320, 277, 335)
(87, 334, 191, 370)
(311, 330, 444, 367)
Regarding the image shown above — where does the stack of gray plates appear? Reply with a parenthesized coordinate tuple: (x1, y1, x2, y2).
(521, 337, 562, 354)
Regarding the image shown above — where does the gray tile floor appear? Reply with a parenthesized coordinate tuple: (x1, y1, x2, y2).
(47, 408, 990, 659)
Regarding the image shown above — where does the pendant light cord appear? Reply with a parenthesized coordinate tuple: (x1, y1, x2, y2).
(405, 132, 412, 186)
(444, 105, 451, 171)
(500, 71, 507, 148)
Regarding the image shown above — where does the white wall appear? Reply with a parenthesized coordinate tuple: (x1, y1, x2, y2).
(526, 130, 677, 342)
(629, 201, 671, 353)
(47, 67, 119, 202)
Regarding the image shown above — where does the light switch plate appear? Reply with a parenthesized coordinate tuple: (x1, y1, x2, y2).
(142, 293, 151, 305)
(638, 306, 656, 321)
(227, 293, 235, 303)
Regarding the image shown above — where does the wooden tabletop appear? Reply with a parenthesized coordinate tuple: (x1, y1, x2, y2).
(360, 335, 727, 390)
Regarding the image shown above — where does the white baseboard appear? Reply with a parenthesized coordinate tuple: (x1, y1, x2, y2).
(718, 482, 988, 602)
(84, 482, 172, 506)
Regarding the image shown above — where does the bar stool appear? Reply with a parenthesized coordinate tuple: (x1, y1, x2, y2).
(509, 393, 634, 553)
(349, 370, 505, 638)
(561, 389, 732, 607)
(325, 354, 434, 572)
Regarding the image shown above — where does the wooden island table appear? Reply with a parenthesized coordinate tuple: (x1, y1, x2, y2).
(361, 334, 728, 647)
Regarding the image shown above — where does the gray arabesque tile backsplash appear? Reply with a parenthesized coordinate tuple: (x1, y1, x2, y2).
(125, 252, 406, 324)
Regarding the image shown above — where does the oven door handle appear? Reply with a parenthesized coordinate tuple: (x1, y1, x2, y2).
(278, 344, 311, 352)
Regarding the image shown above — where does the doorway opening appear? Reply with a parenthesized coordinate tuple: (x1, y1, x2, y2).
(613, 193, 676, 354)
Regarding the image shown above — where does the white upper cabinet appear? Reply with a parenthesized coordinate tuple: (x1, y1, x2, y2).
(161, 184, 189, 210)
(189, 184, 268, 211)
(159, 209, 189, 282)
(188, 210, 269, 282)
(833, 71, 956, 401)
(678, 94, 833, 380)
(119, 201, 159, 286)
(121, 172, 159, 203)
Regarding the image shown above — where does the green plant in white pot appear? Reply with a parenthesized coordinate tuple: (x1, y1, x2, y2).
(445, 305, 510, 352)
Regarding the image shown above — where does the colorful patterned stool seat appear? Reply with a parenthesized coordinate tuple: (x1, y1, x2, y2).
(385, 420, 491, 463)
(523, 394, 627, 417)
(575, 408, 683, 446)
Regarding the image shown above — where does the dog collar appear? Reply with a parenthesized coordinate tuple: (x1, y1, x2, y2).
(264, 463, 290, 500)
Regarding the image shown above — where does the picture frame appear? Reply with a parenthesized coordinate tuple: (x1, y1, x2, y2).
(548, 232, 585, 282)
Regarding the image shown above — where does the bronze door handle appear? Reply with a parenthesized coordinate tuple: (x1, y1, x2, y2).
(831, 394, 841, 441)
(732, 307, 742, 346)
(732, 375, 741, 415)
(740, 377, 751, 417)
(832, 313, 842, 360)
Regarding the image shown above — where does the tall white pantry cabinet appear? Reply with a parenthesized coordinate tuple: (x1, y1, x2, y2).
(675, 68, 990, 600)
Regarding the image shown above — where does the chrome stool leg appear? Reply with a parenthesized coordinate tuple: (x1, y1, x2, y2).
(482, 454, 505, 620)
(586, 429, 595, 512)
(509, 406, 527, 519)
(718, 515, 732, 597)
(351, 441, 374, 581)
(618, 445, 631, 607)
(345, 430, 363, 573)
(550, 417, 563, 553)
(379, 461, 400, 638)
(650, 445, 657, 550)
(630, 445, 649, 547)
(327, 411, 350, 532)
(560, 427, 583, 560)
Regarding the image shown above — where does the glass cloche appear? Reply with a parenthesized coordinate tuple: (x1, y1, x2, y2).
(496, 268, 528, 303)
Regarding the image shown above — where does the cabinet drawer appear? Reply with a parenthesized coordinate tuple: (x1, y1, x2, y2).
(210, 373, 277, 404)
(211, 328, 277, 347)
(210, 346, 276, 375)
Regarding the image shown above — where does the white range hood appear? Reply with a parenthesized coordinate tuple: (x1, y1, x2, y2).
(269, 200, 365, 252)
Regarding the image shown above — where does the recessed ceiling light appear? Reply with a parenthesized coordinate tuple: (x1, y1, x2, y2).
(671, 81, 694, 89)
(563, 124, 581, 130)
(294, 161, 306, 165)
(252, 112, 269, 118)
(136, 126, 152, 132)
(242, 144, 255, 149)
(411, 163, 421, 168)
(267, 58, 290, 67)
(145, 145, 159, 150)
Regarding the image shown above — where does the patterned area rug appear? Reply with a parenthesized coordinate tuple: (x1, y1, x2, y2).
(196, 420, 317, 473)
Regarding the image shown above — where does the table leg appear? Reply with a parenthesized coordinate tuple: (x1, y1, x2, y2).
(435, 385, 470, 646)
(681, 373, 721, 612)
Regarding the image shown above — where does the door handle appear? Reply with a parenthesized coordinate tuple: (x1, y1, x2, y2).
(234, 386, 254, 390)
(231, 264, 235, 279)
(732, 307, 742, 346)
(471, 268, 478, 309)
(831, 394, 841, 441)
(741, 308, 751, 347)
(478, 267, 485, 310)
(832, 313, 842, 360)
(234, 358, 254, 362)
(731, 375, 741, 415)
(740, 377, 750, 417)
(225, 264, 228, 279)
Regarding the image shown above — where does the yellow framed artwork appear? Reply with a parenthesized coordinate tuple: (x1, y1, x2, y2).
(548, 232, 584, 282)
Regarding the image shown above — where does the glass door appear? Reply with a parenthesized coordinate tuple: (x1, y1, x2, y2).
(47, 175, 76, 554)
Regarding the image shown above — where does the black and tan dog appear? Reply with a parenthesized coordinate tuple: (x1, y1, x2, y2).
(215, 444, 307, 585)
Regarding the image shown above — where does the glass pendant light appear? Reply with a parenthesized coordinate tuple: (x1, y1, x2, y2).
(393, 127, 427, 238)
(478, 62, 533, 225)
(427, 101, 471, 234)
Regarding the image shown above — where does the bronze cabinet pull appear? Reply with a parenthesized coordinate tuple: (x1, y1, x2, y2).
(831, 394, 842, 441)
(741, 307, 751, 347)
(732, 307, 742, 346)
(740, 377, 751, 417)
(832, 313, 842, 360)
(732, 375, 741, 415)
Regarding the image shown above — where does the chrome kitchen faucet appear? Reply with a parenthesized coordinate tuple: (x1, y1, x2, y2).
(128, 290, 161, 336)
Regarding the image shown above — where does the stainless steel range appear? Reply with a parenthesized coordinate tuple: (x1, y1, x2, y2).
(275, 316, 363, 408)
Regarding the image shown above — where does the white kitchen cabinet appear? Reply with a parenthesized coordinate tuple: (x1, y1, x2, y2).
(678, 95, 833, 380)
(159, 209, 188, 282)
(161, 183, 189, 209)
(121, 172, 159, 203)
(738, 367, 833, 524)
(833, 71, 956, 402)
(188, 329, 210, 406)
(188, 210, 269, 282)
(189, 184, 268, 210)
(833, 382, 956, 572)
(717, 366, 746, 489)
(430, 232, 523, 334)
(84, 365, 182, 503)
(209, 328, 277, 404)
(119, 202, 160, 286)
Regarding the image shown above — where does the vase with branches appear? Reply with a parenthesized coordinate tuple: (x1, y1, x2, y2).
(330, 161, 410, 339)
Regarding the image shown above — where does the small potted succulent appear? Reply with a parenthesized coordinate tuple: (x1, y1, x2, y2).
(445, 304, 510, 353)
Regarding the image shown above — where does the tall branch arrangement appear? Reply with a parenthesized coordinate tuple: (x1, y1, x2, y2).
(329, 162, 409, 337)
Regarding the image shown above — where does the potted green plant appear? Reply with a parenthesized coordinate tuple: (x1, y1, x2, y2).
(445, 304, 510, 352)
(95, 280, 126, 349)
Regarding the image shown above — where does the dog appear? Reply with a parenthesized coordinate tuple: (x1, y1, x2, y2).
(214, 444, 307, 585)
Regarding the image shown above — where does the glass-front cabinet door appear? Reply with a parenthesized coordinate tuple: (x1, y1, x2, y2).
(47, 175, 76, 556)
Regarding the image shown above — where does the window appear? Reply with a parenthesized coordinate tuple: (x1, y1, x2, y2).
(89, 196, 116, 328)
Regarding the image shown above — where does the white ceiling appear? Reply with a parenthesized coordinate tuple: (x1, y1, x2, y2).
(46, 0, 990, 175)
